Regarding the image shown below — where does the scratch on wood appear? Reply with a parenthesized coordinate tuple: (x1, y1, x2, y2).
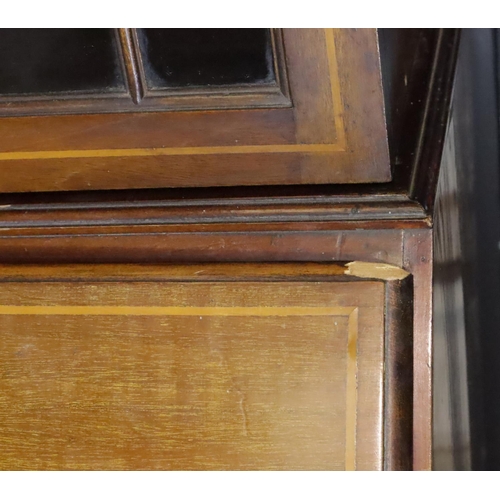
(235, 388, 249, 437)
(335, 232, 345, 260)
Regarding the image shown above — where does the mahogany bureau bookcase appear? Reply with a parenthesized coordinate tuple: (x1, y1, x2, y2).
(0, 28, 460, 470)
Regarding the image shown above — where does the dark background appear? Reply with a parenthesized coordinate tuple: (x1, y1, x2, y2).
(438, 28, 500, 470)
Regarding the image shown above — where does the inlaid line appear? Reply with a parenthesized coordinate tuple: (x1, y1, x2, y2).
(0, 29, 345, 161)
(0, 302, 359, 470)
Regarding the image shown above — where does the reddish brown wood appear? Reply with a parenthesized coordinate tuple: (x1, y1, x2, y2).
(384, 276, 414, 470)
(0, 263, 410, 470)
(0, 196, 427, 230)
(0, 229, 405, 266)
(0, 29, 459, 213)
(0, 29, 390, 193)
(403, 229, 433, 470)
(0, 28, 460, 471)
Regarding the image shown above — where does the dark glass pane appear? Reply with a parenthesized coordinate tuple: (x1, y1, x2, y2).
(138, 28, 275, 88)
(0, 29, 126, 95)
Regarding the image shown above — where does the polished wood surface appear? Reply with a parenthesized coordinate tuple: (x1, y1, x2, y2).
(0, 227, 429, 472)
(0, 29, 461, 471)
(0, 29, 458, 206)
(0, 264, 407, 470)
(384, 278, 413, 470)
(404, 229, 433, 470)
(0, 29, 390, 192)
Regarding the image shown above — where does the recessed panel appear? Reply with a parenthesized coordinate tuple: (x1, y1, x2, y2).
(138, 28, 275, 88)
(0, 278, 385, 470)
(0, 30, 392, 190)
(0, 29, 126, 95)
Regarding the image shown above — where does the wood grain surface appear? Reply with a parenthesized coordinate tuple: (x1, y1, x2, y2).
(0, 28, 460, 473)
(404, 229, 433, 470)
(0, 29, 390, 192)
(0, 272, 388, 470)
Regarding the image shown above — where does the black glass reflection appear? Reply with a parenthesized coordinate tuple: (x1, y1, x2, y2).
(138, 29, 275, 88)
(0, 29, 126, 95)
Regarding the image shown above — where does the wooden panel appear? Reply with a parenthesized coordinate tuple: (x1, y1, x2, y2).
(404, 229, 432, 470)
(0, 29, 390, 192)
(0, 229, 406, 266)
(0, 265, 399, 470)
(0, 229, 406, 268)
(384, 278, 413, 470)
